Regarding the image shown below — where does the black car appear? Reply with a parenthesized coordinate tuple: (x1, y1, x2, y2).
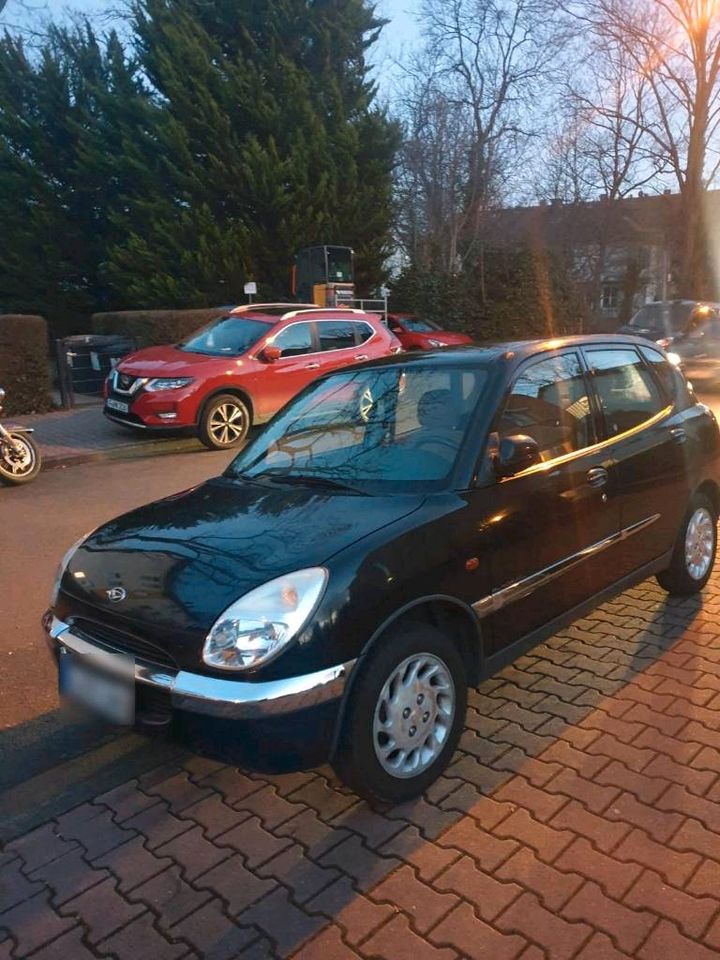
(44, 336, 720, 803)
(619, 299, 720, 345)
(668, 313, 720, 390)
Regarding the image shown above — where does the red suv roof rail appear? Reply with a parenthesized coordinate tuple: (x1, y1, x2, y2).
(230, 302, 316, 315)
(281, 307, 369, 321)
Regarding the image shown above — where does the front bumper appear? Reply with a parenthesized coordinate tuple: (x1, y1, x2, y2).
(44, 615, 355, 721)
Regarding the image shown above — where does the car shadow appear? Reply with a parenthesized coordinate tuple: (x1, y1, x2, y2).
(4, 575, 716, 957)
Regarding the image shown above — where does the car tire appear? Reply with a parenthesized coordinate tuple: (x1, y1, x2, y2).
(333, 621, 467, 805)
(657, 492, 717, 595)
(198, 394, 251, 450)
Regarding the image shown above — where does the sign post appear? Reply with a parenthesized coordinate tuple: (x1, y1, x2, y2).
(244, 281, 257, 304)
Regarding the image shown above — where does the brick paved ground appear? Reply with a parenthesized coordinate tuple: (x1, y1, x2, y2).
(21, 405, 199, 466)
(3, 572, 720, 959)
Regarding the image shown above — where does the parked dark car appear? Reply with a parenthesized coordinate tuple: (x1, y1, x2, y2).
(618, 299, 720, 345)
(45, 336, 720, 803)
(667, 312, 720, 390)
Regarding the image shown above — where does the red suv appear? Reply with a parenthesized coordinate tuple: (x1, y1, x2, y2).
(104, 305, 401, 448)
(387, 313, 473, 351)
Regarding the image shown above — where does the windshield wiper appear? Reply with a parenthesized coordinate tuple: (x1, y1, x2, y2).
(254, 472, 367, 495)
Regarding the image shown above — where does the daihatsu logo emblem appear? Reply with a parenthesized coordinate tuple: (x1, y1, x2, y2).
(106, 587, 127, 603)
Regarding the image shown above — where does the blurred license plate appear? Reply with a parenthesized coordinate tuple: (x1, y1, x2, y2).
(59, 652, 134, 725)
(106, 398, 129, 413)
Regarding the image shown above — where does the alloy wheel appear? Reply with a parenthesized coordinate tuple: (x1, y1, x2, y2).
(209, 402, 246, 446)
(372, 652, 456, 779)
(0, 436, 36, 477)
(685, 506, 715, 581)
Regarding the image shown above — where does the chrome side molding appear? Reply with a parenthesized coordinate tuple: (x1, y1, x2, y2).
(473, 514, 661, 618)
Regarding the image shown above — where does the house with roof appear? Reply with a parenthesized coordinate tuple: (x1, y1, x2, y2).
(481, 190, 716, 330)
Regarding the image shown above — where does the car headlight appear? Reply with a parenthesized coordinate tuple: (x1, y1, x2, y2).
(428, 339, 445, 347)
(202, 567, 328, 671)
(145, 377, 194, 392)
(50, 534, 90, 606)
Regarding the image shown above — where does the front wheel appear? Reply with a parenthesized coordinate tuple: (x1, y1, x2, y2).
(198, 394, 251, 450)
(333, 622, 467, 805)
(657, 493, 717, 595)
(0, 432, 41, 485)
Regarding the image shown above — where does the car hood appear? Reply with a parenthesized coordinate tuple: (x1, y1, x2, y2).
(117, 345, 226, 377)
(58, 477, 424, 663)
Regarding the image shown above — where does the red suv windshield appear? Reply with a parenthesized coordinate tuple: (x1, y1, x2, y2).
(180, 316, 269, 356)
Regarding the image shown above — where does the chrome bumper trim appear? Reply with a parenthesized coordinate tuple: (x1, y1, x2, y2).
(103, 412, 147, 430)
(45, 616, 355, 720)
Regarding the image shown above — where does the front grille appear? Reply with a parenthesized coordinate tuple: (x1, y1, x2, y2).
(115, 372, 139, 393)
(70, 619, 178, 669)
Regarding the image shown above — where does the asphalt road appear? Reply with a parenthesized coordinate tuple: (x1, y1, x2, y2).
(2, 388, 720, 839)
(0, 446, 235, 839)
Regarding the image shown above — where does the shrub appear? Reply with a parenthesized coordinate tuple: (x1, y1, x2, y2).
(0, 314, 52, 415)
(390, 246, 589, 340)
(91, 307, 229, 347)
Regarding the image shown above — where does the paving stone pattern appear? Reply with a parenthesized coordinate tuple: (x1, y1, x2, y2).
(3, 575, 720, 958)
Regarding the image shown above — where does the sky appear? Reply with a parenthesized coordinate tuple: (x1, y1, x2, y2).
(6, 0, 422, 97)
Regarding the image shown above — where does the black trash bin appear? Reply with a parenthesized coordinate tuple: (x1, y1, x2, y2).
(64, 335, 136, 395)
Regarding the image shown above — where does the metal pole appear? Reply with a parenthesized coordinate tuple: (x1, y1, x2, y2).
(54, 339, 74, 410)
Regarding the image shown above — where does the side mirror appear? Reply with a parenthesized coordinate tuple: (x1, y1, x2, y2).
(495, 434, 541, 477)
(259, 345, 282, 363)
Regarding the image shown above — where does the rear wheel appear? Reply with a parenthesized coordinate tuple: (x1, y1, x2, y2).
(333, 622, 467, 805)
(198, 394, 250, 450)
(657, 493, 717, 595)
(0, 432, 41, 485)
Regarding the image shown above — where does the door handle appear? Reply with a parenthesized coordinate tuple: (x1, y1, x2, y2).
(305, 362, 320, 369)
(354, 354, 369, 361)
(671, 427, 688, 445)
(587, 467, 609, 488)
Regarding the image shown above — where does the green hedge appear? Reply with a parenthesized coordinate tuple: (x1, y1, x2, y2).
(92, 307, 229, 348)
(0, 314, 52, 415)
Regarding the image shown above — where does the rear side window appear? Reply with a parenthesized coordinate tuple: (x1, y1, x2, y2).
(272, 322, 313, 357)
(354, 322, 374, 344)
(497, 352, 595, 461)
(640, 345, 693, 407)
(586, 347, 667, 436)
(318, 321, 357, 351)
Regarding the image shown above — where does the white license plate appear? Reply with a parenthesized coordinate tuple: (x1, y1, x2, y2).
(59, 652, 135, 725)
(106, 398, 130, 413)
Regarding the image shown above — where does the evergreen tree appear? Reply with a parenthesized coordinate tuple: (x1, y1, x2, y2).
(0, 26, 155, 332)
(105, 0, 398, 305)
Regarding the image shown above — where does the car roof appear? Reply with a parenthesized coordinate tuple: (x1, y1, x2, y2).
(349, 333, 657, 371)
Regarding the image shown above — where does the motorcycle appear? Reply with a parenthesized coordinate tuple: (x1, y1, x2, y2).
(0, 387, 42, 485)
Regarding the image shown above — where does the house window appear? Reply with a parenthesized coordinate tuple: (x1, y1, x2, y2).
(601, 283, 621, 310)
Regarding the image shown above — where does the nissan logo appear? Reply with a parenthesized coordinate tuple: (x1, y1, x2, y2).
(106, 587, 127, 603)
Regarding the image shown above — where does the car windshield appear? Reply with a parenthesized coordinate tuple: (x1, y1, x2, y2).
(227, 364, 491, 493)
(179, 317, 269, 356)
(401, 318, 440, 333)
(628, 303, 693, 335)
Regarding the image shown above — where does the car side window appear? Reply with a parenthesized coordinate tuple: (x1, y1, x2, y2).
(317, 321, 357, 351)
(586, 347, 667, 436)
(639, 345, 682, 402)
(497, 353, 594, 462)
(272, 322, 314, 358)
(354, 322, 374, 344)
